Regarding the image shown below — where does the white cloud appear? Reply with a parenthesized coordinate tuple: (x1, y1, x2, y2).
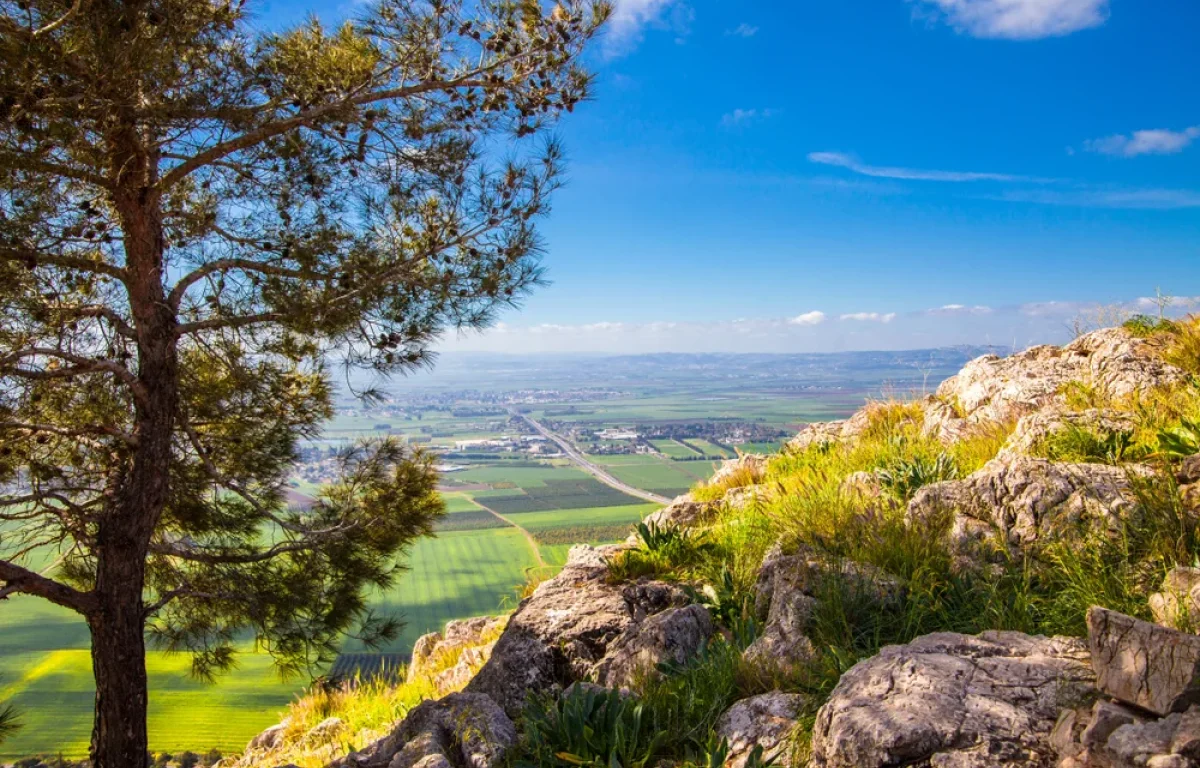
(926, 304, 994, 316)
(808, 151, 1036, 183)
(721, 108, 777, 127)
(914, 0, 1109, 40)
(841, 312, 897, 323)
(788, 311, 827, 326)
(726, 22, 758, 37)
(1084, 127, 1200, 157)
(605, 0, 688, 55)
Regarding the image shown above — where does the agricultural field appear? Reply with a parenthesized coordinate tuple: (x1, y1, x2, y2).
(590, 453, 717, 498)
(651, 438, 700, 458)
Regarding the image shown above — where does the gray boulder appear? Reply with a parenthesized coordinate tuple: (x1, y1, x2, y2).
(1087, 607, 1200, 717)
(466, 545, 688, 716)
(810, 631, 1094, 768)
(789, 420, 850, 451)
(594, 604, 715, 689)
(331, 692, 516, 768)
(907, 457, 1149, 568)
(1177, 455, 1200, 486)
(246, 722, 288, 751)
(716, 693, 807, 768)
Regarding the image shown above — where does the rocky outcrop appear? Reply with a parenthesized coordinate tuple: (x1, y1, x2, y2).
(594, 604, 714, 689)
(1087, 607, 1200, 717)
(907, 457, 1149, 568)
(923, 328, 1186, 442)
(247, 721, 288, 751)
(407, 615, 506, 694)
(716, 693, 807, 768)
(746, 545, 900, 671)
(330, 692, 516, 768)
(465, 545, 690, 716)
(998, 409, 1139, 460)
(810, 631, 1095, 768)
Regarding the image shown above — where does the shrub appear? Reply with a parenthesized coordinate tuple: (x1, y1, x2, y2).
(876, 452, 959, 502)
(606, 522, 715, 582)
(1123, 314, 1177, 338)
(1157, 418, 1200, 460)
(516, 685, 665, 768)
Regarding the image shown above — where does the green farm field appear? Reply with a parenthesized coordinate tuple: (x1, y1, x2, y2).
(651, 438, 700, 458)
(0, 526, 538, 759)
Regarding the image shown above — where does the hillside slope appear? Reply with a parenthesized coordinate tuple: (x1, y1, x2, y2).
(233, 317, 1200, 768)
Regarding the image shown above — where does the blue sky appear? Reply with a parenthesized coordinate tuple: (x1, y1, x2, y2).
(261, 0, 1200, 353)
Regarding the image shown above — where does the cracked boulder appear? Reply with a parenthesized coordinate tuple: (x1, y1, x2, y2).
(1087, 607, 1200, 717)
(810, 631, 1095, 768)
(594, 604, 715, 689)
(922, 328, 1187, 442)
(466, 545, 689, 716)
(906, 457, 1150, 569)
(331, 692, 516, 768)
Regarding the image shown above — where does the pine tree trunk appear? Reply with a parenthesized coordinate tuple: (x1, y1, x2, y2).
(88, 560, 150, 768)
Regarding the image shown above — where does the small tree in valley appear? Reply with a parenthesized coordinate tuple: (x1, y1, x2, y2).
(0, 0, 608, 764)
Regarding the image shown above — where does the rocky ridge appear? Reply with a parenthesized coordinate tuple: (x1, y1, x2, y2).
(238, 326, 1200, 768)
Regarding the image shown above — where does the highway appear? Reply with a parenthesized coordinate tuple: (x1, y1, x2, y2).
(509, 410, 673, 506)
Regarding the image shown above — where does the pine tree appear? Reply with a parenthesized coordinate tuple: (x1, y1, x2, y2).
(0, 0, 608, 763)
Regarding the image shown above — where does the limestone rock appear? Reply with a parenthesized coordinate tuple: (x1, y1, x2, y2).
(789, 420, 849, 451)
(332, 692, 515, 768)
(594, 604, 715, 689)
(907, 457, 1149, 567)
(1088, 607, 1200, 716)
(407, 615, 506, 685)
(922, 328, 1187, 442)
(810, 631, 1094, 768)
(1184, 484, 1200, 515)
(639, 494, 720, 532)
(1150, 567, 1200, 631)
(432, 642, 496, 695)
(723, 483, 771, 511)
(247, 722, 287, 751)
(708, 454, 769, 488)
(746, 545, 900, 671)
(998, 409, 1138, 460)
(716, 693, 807, 768)
(465, 545, 688, 716)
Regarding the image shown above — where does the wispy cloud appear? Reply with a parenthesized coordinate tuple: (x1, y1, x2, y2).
(807, 151, 1037, 183)
(925, 304, 995, 316)
(841, 312, 897, 323)
(913, 0, 1110, 40)
(1084, 126, 1200, 157)
(788, 311, 827, 326)
(721, 108, 777, 128)
(726, 22, 758, 37)
(993, 187, 1200, 210)
(605, 0, 689, 56)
